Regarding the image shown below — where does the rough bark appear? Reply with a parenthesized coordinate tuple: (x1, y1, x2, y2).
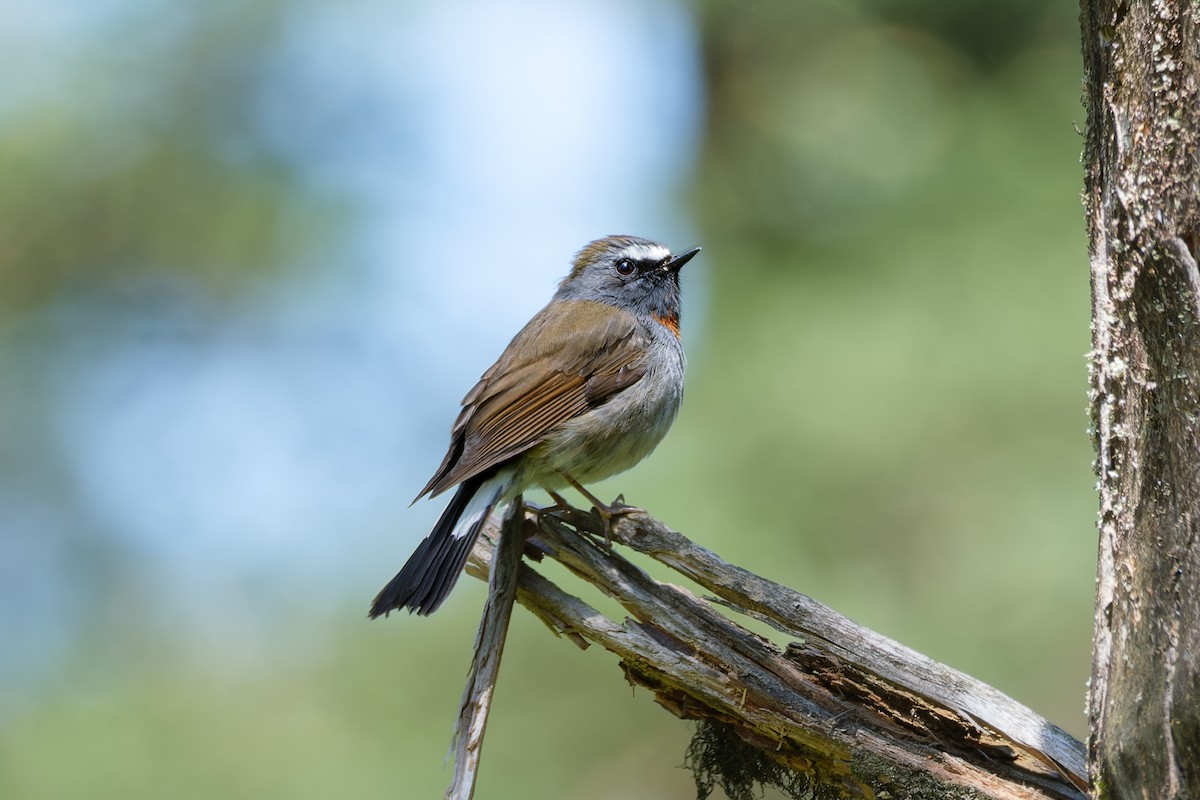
(1080, 1, 1200, 797)
(466, 508, 1087, 799)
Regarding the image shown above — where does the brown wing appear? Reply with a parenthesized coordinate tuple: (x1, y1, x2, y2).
(416, 300, 648, 500)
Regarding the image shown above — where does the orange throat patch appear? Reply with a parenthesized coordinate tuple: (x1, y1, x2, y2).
(654, 313, 680, 338)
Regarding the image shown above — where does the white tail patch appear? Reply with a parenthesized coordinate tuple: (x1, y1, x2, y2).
(450, 471, 512, 539)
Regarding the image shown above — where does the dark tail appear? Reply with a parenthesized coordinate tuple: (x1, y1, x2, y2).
(368, 475, 499, 617)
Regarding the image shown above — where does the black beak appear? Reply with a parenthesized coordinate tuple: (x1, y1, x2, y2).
(665, 246, 701, 273)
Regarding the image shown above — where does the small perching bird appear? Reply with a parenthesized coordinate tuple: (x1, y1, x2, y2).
(369, 235, 699, 617)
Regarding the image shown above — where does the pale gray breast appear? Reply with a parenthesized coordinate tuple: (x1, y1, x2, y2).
(531, 322, 685, 488)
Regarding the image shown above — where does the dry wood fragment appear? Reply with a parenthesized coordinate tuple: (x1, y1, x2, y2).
(446, 501, 525, 800)
(464, 505, 1087, 799)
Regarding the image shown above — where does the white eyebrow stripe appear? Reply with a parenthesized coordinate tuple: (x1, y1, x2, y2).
(621, 243, 671, 262)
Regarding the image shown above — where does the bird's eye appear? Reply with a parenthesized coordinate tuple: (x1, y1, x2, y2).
(615, 258, 636, 276)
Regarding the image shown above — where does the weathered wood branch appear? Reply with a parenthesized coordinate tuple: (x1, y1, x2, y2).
(447, 502, 524, 800)
(465, 506, 1087, 800)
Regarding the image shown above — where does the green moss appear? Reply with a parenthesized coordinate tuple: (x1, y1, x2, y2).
(684, 720, 1005, 800)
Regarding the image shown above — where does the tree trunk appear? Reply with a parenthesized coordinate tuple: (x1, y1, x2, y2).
(1080, 1, 1200, 797)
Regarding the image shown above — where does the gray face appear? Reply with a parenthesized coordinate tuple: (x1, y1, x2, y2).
(554, 236, 692, 322)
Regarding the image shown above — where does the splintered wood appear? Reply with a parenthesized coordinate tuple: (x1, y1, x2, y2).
(465, 507, 1087, 800)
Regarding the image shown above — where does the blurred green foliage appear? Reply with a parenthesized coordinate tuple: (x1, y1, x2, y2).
(0, 0, 333, 326)
(671, 0, 1092, 745)
(1, 1, 1093, 798)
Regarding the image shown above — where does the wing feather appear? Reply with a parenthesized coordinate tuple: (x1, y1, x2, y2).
(416, 300, 648, 499)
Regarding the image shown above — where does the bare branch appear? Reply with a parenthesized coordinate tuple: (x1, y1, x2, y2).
(446, 500, 525, 800)
(467, 506, 1087, 800)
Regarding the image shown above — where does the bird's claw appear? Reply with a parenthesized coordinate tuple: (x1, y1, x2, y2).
(588, 498, 644, 548)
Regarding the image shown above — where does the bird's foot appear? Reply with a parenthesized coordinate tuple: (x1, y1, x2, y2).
(525, 491, 575, 522)
(588, 494, 645, 548)
(524, 491, 585, 535)
(559, 474, 643, 548)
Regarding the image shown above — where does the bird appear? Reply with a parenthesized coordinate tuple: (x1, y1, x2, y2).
(369, 235, 699, 617)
